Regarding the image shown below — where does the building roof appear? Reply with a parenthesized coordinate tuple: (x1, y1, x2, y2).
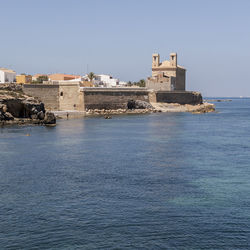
(158, 60, 185, 69)
(16, 74, 32, 77)
(160, 60, 171, 67)
(33, 73, 48, 78)
(49, 73, 81, 78)
(0, 68, 16, 73)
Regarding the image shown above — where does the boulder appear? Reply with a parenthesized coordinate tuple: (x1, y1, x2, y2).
(3, 112, 14, 121)
(31, 114, 38, 120)
(0, 104, 7, 113)
(23, 100, 45, 118)
(37, 111, 45, 120)
(43, 112, 56, 125)
(134, 100, 153, 109)
(0, 111, 5, 121)
(0, 111, 14, 121)
(127, 100, 136, 109)
(127, 100, 153, 109)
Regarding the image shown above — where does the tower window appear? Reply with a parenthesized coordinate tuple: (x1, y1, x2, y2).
(60, 91, 63, 96)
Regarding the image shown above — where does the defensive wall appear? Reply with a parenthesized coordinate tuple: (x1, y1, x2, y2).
(81, 88, 149, 110)
(23, 82, 84, 111)
(23, 83, 202, 111)
(23, 84, 60, 110)
(149, 91, 202, 105)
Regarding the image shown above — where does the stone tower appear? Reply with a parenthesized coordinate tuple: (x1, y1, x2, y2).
(170, 53, 177, 67)
(147, 52, 186, 91)
(152, 53, 160, 67)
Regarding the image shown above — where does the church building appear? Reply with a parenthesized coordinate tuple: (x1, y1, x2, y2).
(146, 53, 186, 91)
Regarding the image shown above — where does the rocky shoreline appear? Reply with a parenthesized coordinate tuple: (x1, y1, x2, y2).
(85, 108, 156, 116)
(0, 84, 56, 126)
(0, 84, 215, 125)
(84, 102, 215, 116)
(151, 102, 215, 114)
(53, 101, 215, 119)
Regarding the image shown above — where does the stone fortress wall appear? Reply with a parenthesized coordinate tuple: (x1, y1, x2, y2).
(23, 84, 60, 110)
(82, 88, 149, 110)
(23, 83, 202, 111)
(23, 82, 84, 111)
(59, 83, 84, 111)
(149, 91, 202, 105)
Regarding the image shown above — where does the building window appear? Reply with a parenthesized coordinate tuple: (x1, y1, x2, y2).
(60, 92, 63, 96)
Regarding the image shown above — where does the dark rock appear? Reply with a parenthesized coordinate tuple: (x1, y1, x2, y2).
(3, 112, 14, 121)
(0, 111, 5, 121)
(31, 107, 38, 114)
(134, 100, 153, 109)
(31, 114, 38, 120)
(4, 99, 24, 117)
(104, 115, 112, 119)
(23, 100, 45, 118)
(127, 100, 136, 109)
(127, 100, 153, 109)
(0, 104, 7, 113)
(37, 111, 45, 120)
(43, 112, 56, 125)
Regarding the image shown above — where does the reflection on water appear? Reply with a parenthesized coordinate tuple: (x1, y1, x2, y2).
(1, 100, 250, 249)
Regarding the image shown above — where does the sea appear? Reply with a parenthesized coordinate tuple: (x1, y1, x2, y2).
(0, 98, 250, 249)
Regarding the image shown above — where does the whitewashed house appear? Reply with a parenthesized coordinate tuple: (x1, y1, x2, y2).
(0, 68, 16, 83)
(117, 81, 127, 87)
(94, 74, 119, 88)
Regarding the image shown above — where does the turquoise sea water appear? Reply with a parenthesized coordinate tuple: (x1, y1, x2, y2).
(0, 99, 250, 249)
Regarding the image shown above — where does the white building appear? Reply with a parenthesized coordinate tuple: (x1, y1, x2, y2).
(82, 73, 127, 88)
(0, 68, 16, 83)
(118, 81, 127, 87)
(94, 74, 119, 88)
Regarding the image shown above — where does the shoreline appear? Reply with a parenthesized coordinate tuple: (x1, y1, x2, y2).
(0, 102, 215, 125)
(0, 118, 56, 127)
(52, 102, 215, 119)
(151, 102, 215, 114)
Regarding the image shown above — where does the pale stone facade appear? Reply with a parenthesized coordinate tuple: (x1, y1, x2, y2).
(23, 82, 84, 111)
(23, 83, 202, 111)
(146, 53, 186, 91)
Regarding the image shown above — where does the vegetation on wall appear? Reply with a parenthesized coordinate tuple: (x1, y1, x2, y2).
(127, 79, 146, 87)
(32, 75, 48, 84)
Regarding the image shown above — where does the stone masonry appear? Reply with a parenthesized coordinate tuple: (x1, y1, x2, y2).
(146, 53, 186, 91)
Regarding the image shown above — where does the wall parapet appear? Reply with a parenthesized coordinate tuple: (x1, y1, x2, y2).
(154, 91, 202, 105)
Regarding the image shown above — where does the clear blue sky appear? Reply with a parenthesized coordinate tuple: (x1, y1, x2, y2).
(1, 0, 250, 96)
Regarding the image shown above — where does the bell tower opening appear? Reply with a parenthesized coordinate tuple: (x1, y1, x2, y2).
(152, 53, 160, 67)
(170, 53, 177, 67)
